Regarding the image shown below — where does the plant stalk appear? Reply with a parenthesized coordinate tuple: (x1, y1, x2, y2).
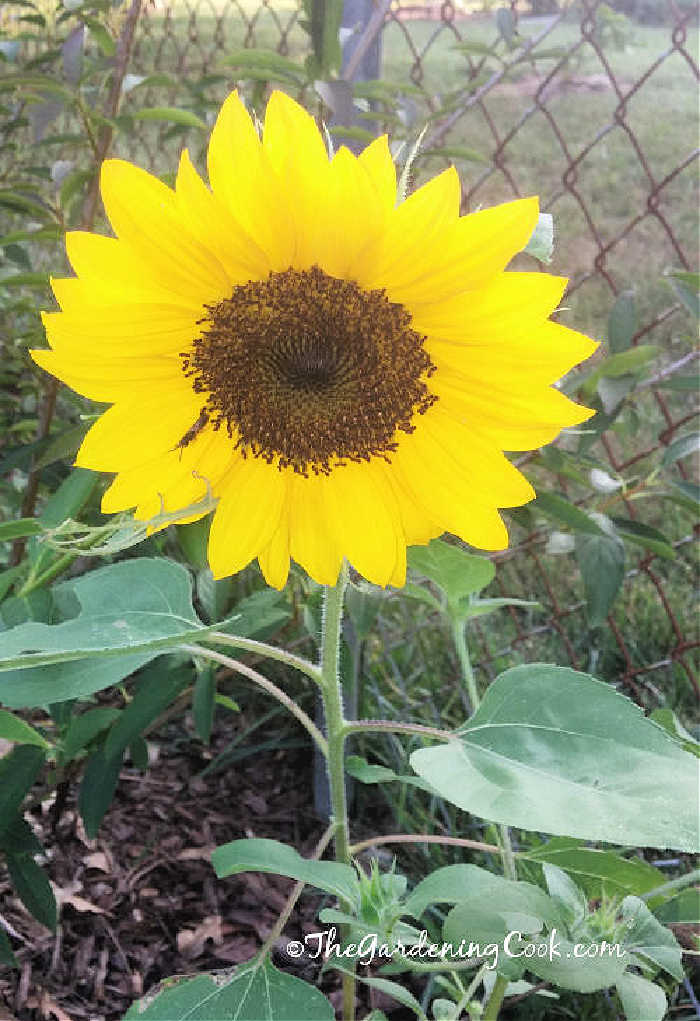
(319, 562, 355, 1021)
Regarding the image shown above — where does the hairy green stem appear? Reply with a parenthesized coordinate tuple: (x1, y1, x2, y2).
(452, 617, 480, 713)
(319, 562, 355, 1021)
(342, 719, 453, 741)
(483, 974, 510, 1021)
(349, 833, 501, 856)
(453, 617, 517, 1019)
(181, 644, 327, 757)
(204, 632, 322, 685)
(640, 867, 700, 902)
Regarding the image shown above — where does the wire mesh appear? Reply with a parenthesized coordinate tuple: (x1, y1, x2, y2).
(119, 0, 698, 704)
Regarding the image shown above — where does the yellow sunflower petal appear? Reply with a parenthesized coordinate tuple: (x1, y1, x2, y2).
(100, 160, 231, 303)
(315, 146, 387, 279)
(433, 370, 595, 450)
(394, 426, 510, 551)
(288, 475, 343, 587)
(381, 197, 540, 306)
(206, 90, 295, 269)
(208, 458, 287, 580)
(357, 135, 397, 211)
(75, 392, 204, 471)
(359, 166, 461, 288)
(324, 462, 404, 588)
(261, 90, 331, 269)
(30, 348, 183, 402)
(175, 149, 270, 281)
(258, 521, 291, 590)
(42, 302, 202, 358)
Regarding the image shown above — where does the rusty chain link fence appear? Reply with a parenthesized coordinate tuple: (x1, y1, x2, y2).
(3, 0, 694, 704)
(116, 0, 700, 707)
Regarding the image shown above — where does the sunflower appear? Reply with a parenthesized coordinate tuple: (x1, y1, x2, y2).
(33, 90, 596, 589)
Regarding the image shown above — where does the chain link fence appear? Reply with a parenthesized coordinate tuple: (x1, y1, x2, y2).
(123, 0, 699, 703)
(3, 0, 696, 701)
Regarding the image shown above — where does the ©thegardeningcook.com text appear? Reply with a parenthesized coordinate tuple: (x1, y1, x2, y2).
(285, 926, 627, 970)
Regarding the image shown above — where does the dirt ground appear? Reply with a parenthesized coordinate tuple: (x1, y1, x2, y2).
(0, 713, 385, 1021)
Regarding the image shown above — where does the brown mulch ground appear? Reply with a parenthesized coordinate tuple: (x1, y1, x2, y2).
(0, 713, 394, 1021)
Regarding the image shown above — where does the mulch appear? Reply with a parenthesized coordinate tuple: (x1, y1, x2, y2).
(0, 711, 396, 1021)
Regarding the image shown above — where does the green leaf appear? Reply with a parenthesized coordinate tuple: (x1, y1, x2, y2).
(582, 345, 659, 398)
(6, 852, 57, 930)
(0, 565, 23, 602)
(212, 838, 358, 903)
(0, 708, 50, 749)
(608, 290, 637, 354)
(523, 934, 627, 992)
(621, 895, 683, 980)
(34, 422, 89, 469)
(409, 665, 699, 851)
(654, 887, 700, 925)
(542, 863, 586, 928)
(346, 755, 398, 784)
(78, 745, 122, 839)
(103, 661, 191, 760)
(405, 863, 557, 922)
(0, 518, 43, 542)
(132, 107, 207, 130)
(649, 708, 700, 758)
(524, 213, 554, 264)
(0, 927, 17, 968)
(220, 48, 307, 83)
(615, 973, 666, 1021)
(408, 539, 495, 609)
(0, 559, 216, 705)
(522, 839, 666, 902)
(332, 966, 426, 1019)
(662, 431, 700, 466)
(609, 517, 675, 560)
(421, 145, 486, 164)
(0, 744, 45, 838)
(81, 15, 115, 56)
(669, 479, 700, 512)
(576, 526, 625, 625)
(534, 492, 604, 535)
(667, 269, 699, 319)
(124, 958, 334, 1020)
(61, 706, 120, 760)
(38, 466, 97, 529)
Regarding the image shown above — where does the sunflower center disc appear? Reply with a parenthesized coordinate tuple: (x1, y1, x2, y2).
(181, 266, 438, 476)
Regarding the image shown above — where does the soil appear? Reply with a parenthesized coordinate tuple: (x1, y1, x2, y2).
(0, 714, 391, 1021)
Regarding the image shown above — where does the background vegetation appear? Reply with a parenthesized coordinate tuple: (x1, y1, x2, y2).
(0, 0, 697, 1018)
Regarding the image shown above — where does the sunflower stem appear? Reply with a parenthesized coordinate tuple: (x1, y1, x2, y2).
(452, 619, 518, 892)
(483, 974, 510, 1021)
(319, 561, 355, 1021)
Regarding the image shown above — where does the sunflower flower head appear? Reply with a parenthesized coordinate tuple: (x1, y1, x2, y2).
(33, 90, 597, 590)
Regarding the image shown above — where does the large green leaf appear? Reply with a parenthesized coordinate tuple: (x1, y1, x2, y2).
(124, 958, 334, 1020)
(212, 838, 358, 903)
(410, 665, 699, 851)
(0, 559, 262, 707)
